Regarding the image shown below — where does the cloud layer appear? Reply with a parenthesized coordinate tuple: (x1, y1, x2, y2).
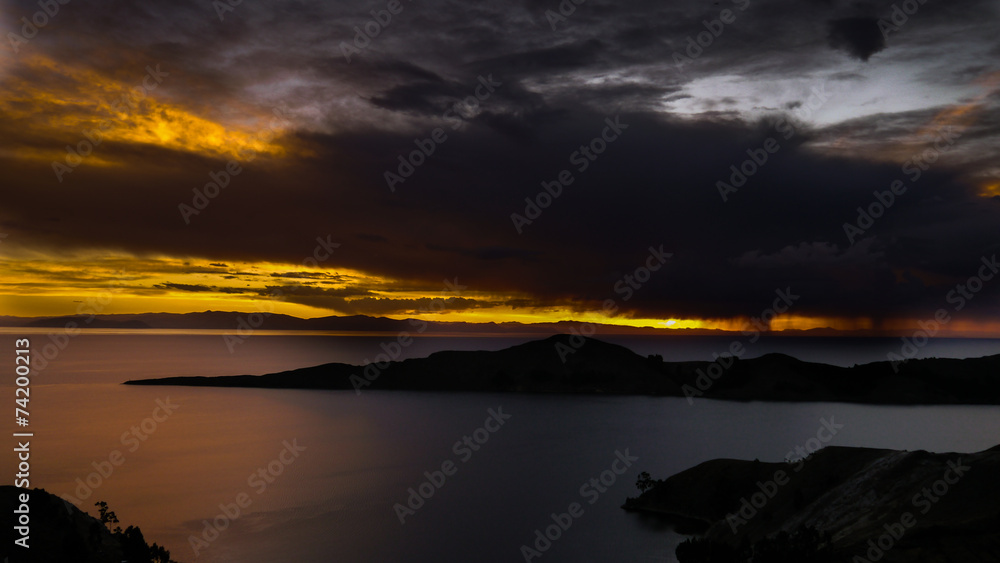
(1, 0, 999, 327)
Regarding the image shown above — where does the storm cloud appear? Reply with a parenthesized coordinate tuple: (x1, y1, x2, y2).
(1, 0, 998, 327)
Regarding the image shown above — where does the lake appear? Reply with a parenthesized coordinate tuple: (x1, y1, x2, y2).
(3, 330, 1000, 562)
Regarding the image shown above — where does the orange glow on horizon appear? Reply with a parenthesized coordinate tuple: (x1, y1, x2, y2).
(768, 315, 874, 332)
(979, 183, 1000, 198)
(1, 251, 999, 336)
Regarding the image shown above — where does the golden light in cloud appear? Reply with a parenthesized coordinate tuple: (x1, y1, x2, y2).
(3, 250, 995, 335)
(904, 71, 1000, 144)
(399, 306, 715, 330)
(0, 249, 731, 330)
(979, 183, 1000, 198)
(0, 252, 383, 317)
(811, 71, 1000, 172)
(0, 54, 293, 165)
(768, 315, 873, 332)
(879, 318, 1000, 338)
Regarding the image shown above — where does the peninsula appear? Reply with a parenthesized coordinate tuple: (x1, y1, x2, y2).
(125, 335, 1000, 405)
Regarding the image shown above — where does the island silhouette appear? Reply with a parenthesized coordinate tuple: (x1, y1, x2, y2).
(126, 334, 1000, 405)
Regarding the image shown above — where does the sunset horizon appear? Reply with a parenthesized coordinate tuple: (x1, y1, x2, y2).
(3, 0, 1000, 342)
(3, 0, 1000, 561)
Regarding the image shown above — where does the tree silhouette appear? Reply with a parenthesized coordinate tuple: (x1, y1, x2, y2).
(95, 500, 121, 534)
(636, 471, 655, 493)
(95, 501, 177, 563)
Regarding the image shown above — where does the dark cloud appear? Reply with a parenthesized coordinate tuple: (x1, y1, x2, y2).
(154, 283, 215, 293)
(269, 272, 344, 280)
(827, 17, 886, 61)
(1, 0, 999, 325)
(217, 287, 249, 294)
(5, 103, 998, 322)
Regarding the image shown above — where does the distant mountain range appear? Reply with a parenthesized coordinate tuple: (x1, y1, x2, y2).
(127, 335, 1000, 405)
(6, 310, 978, 338)
(0, 310, 705, 334)
(0, 310, 886, 336)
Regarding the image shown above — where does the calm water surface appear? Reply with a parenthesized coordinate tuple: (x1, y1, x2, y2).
(3, 331, 1000, 562)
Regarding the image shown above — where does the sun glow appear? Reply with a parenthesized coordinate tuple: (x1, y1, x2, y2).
(979, 183, 1000, 198)
(0, 250, 996, 336)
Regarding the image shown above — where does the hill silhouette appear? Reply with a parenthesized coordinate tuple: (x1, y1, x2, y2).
(624, 444, 1000, 562)
(1, 486, 175, 562)
(24, 316, 152, 329)
(0, 310, 867, 336)
(126, 335, 1000, 405)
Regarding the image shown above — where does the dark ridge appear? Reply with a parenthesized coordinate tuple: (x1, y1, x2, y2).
(2, 486, 176, 562)
(125, 335, 1000, 405)
(624, 444, 1000, 562)
(24, 316, 152, 329)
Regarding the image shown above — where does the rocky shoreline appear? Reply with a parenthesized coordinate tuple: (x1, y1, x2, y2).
(623, 444, 1000, 562)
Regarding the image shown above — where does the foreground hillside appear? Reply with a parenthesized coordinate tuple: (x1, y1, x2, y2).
(1, 486, 176, 563)
(623, 444, 1000, 562)
(126, 335, 1000, 405)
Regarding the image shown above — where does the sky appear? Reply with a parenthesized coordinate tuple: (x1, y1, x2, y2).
(1, 0, 999, 334)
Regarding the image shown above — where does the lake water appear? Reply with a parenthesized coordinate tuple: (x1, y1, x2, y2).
(3, 330, 1000, 562)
